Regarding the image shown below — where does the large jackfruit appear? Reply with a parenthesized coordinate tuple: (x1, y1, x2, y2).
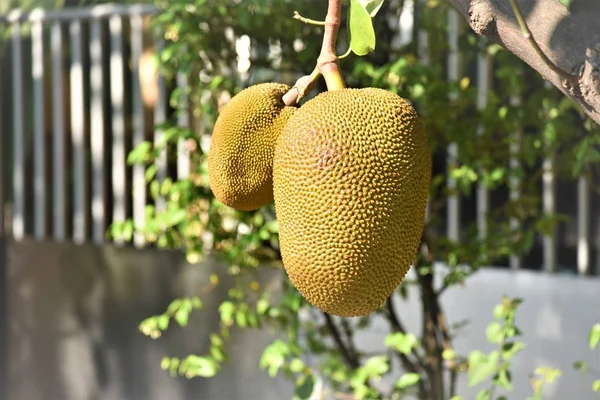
(208, 83, 296, 211)
(273, 88, 431, 317)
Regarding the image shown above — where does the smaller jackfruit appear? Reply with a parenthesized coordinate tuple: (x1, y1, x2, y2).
(208, 83, 296, 211)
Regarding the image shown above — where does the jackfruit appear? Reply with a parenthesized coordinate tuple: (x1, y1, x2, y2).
(208, 82, 296, 211)
(273, 88, 431, 317)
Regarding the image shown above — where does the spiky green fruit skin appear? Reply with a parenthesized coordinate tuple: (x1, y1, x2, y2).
(208, 83, 296, 211)
(273, 88, 431, 317)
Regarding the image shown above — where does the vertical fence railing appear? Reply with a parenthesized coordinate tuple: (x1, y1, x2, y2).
(578, 173, 590, 275)
(509, 94, 522, 270)
(2, 4, 158, 246)
(130, 12, 146, 248)
(90, 18, 105, 244)
(154, 37, 167, 213)
(69, 19, 86, 243)
(32, 16, 46, 239)
(177, 70, 191, 180)
(10, 21, 24, 240)
(110, 14, 126, 245)
(476, 38, 491, 240)
(0, 35, 7, 400)
(542, 81, 557, 273)
(0, 3, 597, 276)
(446, 9, 462, 243)
(51, 20, 66, 241)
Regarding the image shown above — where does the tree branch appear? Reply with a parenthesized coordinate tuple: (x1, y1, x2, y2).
(418, 269, 445, 400)
(445, 0, 600, 125)
(283, 0, 345, 105)
(386, 297, 429, 399)
(386, 298, 426, 371)
(323, 312, 360, 369)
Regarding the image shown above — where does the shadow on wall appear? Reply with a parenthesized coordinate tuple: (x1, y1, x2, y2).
(7, 239, 292, 400)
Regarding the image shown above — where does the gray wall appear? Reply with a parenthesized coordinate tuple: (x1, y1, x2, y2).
(6, 239, 600, 400)
(7, 239, 292, 400)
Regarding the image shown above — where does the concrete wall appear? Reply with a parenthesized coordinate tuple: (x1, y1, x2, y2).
(5, 239, 600, 399)
(6, 239, 292, 400)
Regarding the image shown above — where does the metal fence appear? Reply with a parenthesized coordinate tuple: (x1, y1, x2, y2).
(0, 2, 598, 275)
(0, 3, 192, 248)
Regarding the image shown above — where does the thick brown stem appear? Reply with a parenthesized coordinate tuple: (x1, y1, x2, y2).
(419, 269, 445, 400)
(323, 312, 359, 369)
(318, 0, 345, 91)
(283, 0, 345, 105)
(445, 0, 600, 125)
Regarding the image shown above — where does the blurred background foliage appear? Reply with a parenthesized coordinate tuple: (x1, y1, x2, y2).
(108, 0, 600, 398)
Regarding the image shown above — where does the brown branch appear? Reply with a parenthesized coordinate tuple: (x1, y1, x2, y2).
(340, 318, 359, 362)
(436, 280, 451, 296)
(386, 298, 428, 399)
(318, 0, 345, 90)
(283, 0, 345, 105)
(418, 268, 445, 400)
(323, 312, 360, 369)
(437, 303, 459, 397)
(386, 298, 426, 370)
(445, 0, 600, 125)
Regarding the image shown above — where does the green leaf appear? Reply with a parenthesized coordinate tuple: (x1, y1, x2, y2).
(442, 348, 456, 360)
(589, 323, 600, 350)
(592, 380, 600, 392)
(384, 332, 418, 354)
(573, 361, 587, 371)
(348, 0, 376, 56)
(294, 374, 315, 400)
(183, 355, 219, 378)
(289, 358, 305, 373)
(127, 141, 152, 164)
(210, 345, 226, 362)
(486, 322, 504, 344)
(468, 350, 499, 387)
(534, 367, 562, 383)
(218, 301, 235, 325)
(157, 315, 170, 331)
(493, 368, 512, 391)
(260, 340, 291, 378)
(395, 373, 421, 389)
(557, 0, 572, 10)
(235, 308, 248, 327)
(174, 308, 190, 327)
(256, 297, 270, 315)
(145, 164, 158, 182)
(358, 0, 384, 16)
(501, 341, 525, 360)
(363, 355, 389, 377)
(475, 389, 490, 400)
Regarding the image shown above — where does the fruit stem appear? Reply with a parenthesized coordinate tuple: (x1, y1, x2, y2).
(282, 67, 321, 106)
(318, 0, 346, 91)
(282, 0, 345, 105)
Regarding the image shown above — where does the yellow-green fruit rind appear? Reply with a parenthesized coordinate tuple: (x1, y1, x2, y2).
(273, 88, 432, 317)
(208, 83, 296, 211)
